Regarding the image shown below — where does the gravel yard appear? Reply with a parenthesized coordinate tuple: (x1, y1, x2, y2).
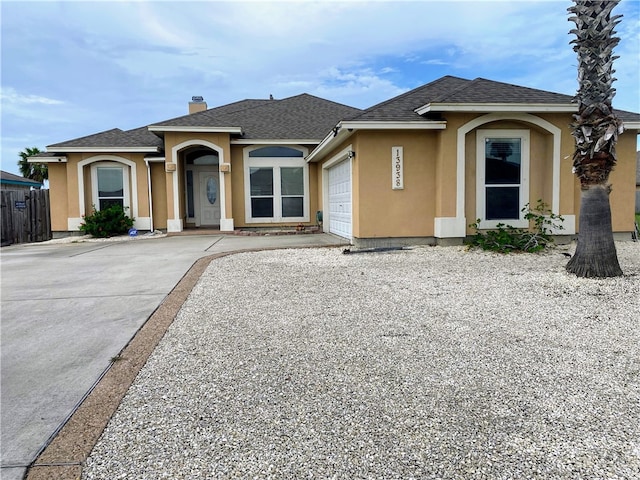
(83, 243, 640, 480)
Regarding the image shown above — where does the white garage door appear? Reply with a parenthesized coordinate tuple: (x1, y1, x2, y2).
(328, 159, 352, 239)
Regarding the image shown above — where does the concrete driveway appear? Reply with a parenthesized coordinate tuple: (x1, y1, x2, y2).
(0, 233, 346, 480)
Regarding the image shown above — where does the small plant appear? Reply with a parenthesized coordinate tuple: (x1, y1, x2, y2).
(469, 200, 564, 253)
(79, 204, 134, 238)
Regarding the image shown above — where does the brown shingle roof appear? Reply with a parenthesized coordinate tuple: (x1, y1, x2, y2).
(45, 76, 639, 152)
(352, 75, 471, 122)
(151, 94, 363, 139)
(433, 77, 576, 104)
(47, 126, 163, 150)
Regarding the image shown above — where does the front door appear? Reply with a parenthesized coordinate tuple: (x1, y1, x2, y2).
(199, 171, 220, 227)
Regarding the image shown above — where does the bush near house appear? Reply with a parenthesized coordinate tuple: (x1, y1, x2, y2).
(79, 205, 134, 238)
(469, 201, 564, 254)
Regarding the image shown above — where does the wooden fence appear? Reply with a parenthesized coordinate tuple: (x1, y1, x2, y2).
(1, 189, 51, 246)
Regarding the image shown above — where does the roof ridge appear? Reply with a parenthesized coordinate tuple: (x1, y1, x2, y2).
(280, 93, 362, 112)
(150, 98, 273, 126)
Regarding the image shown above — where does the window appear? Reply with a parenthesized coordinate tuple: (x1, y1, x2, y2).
(91, 164, 129, 211)
(249, 167, 274, 217)
(280, 167, 304, 217)
(249, 146, 304, 158)
(244, 146, 308, 222)
(476, 130, 529, 228)
(186, 149, 219, 165)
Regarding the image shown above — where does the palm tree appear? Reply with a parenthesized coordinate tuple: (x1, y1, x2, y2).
(566, 0, 624, 278)
(18, 147, 48, 184)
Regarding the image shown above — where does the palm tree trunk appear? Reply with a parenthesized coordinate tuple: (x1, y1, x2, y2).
(566, 0, 624, 278)
(566, 184, 622, 277)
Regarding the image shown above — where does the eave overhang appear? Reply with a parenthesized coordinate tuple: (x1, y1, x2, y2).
(1, 179, 42, 187)
(29, 155, 67, 163)
(44, 147, 161, 153)
(623, 121, 640, 130)
(147, 125, 243, 134)
(231, 138, 321, 145)
(341, 121, 447, 130)
(414, 103, 578, 115)
(306, 120, 446, 163)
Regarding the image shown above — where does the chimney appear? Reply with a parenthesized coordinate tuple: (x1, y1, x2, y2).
(189, 96, 207, 114)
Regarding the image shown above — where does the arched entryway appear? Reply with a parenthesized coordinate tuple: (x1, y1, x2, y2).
(183, 147, 221, 228)
(169, 139, 232, 233)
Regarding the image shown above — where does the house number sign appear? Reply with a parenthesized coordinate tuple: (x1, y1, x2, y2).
(392, 146, 404, 190)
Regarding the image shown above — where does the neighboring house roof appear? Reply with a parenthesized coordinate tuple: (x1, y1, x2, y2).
(149, 93, 363, 141)
(0, 170, 42, 188)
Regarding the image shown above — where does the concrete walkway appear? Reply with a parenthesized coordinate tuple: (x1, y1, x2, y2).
(0, 233, 346, 480)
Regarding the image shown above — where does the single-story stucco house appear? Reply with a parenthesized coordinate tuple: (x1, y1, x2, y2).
(35, 75, 640, 246)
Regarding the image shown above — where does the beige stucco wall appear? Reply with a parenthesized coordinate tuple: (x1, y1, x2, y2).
(354, 131, 438, 238)
(595, 131, 638, 232)
(230, 145, 245, 224)
(48, 162, 69, 232)
(150, 162, 167, 229)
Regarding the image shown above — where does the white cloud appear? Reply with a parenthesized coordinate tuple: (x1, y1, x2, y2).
(0, 87, 64, 106)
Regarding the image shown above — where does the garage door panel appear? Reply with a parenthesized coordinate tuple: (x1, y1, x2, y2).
(328, 160, 352, 239)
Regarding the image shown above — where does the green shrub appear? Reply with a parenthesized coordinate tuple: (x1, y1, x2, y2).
(469, 200, 564, 253)
(79, 205, 134, 238)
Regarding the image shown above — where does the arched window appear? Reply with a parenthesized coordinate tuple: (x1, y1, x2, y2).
(186, 149, 219, 165)
(248, 146, 304, 158)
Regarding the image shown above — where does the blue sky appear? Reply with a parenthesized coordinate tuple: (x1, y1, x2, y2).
(1, 0, 639, 176)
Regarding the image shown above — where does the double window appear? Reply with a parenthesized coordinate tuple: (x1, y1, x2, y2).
(91, 163, 129, 211)
(476, 130, 529, 228)
(244, 146, 308, 223)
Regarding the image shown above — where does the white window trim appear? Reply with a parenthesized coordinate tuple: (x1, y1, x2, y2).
(90, 163, 130, 212)
(476, 129, 530, 229)
(243, 145, 309, 223)
(77, 156, 138, 220)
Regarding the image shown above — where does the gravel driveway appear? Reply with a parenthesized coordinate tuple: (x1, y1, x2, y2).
(83, 243, 640, 479)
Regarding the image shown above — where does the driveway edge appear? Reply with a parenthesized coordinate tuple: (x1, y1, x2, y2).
(24, 253, 220, 480)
